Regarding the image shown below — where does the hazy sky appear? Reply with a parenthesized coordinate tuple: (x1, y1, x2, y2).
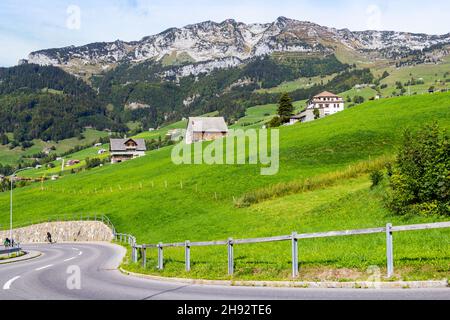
(1, 0, 449, 66)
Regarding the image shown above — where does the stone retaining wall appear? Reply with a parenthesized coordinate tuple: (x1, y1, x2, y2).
(0, 221, 114, 244)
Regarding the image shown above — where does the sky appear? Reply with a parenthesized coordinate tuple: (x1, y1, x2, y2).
(1, 0, 449, 67)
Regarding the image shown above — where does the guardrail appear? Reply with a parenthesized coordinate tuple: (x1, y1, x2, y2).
(115, 233, 138, 262)
(0, 245, 21, 256)
(135, 221, 450, 278)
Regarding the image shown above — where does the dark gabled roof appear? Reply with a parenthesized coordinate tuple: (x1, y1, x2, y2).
(110, 139, 147, 152)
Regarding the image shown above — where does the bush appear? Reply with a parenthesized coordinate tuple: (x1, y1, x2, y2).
(370, 170, 384, 188)
(353, 96, 365, 104)
(387, 123, 450, 216)
(267, 116, 281, 128)
(0, 134, 9, 145)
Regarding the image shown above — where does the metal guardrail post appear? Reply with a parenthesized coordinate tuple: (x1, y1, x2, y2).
(292, 232, 299, 278)
(185, 241, 191, 272)
(158, 243, 164, 270)
(227, 238, 234, 276)
(132, 240, 138, 263)
(386, 223, 394, 278)
(141, 246, 147, 269)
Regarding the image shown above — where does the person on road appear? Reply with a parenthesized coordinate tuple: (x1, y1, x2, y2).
(3, 238, 11, 248)
(46, 232, 52, 244)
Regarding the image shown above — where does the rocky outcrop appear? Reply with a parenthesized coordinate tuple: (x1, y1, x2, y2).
(0, 221, 114, 244)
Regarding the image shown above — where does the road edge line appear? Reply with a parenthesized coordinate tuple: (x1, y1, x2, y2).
(119, 268, 449, 289)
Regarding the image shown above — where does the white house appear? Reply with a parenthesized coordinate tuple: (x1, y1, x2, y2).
(109, 138, 147, 164)
(185, 117, 229, 145)
(290, 91, 345, 124)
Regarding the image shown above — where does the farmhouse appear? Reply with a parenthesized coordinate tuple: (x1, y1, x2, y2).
(66, 159, 80, 167)
(290, 91, 345, 124)
(185, 117, 229, 144)
(110, 138, 147, 164)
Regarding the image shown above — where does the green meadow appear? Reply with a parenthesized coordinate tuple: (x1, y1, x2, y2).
(1, 93, 450, 281)
(233, 101, 305, 129)
(0, 129, 109, 166)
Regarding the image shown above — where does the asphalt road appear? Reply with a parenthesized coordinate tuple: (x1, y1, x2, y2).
(0, 243, 448, 300)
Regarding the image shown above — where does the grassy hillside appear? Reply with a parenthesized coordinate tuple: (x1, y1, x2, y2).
(232, 101, 305, 129)
(1, 93, 450, 280)
(0, 129, 109, 166)
(255, 74, 337, 94)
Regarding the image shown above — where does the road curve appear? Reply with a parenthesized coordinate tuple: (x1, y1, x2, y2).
(0, 243, 448, 300)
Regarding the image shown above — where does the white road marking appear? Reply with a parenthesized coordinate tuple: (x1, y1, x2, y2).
(78, 251, 83, 256)
(3, 276, 21, 290)
(35, 264, 53, 271)
(64, 257, 76, 262)
(72, 248, 79, 251)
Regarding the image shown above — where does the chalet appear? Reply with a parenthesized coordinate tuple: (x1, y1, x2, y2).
(109, 138, 147, 164)
(185, 117, 229, 144)
(290, 91, 345, 124)
(66, 159, 80, 167)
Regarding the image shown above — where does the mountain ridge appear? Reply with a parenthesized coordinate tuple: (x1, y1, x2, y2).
(25, 17, 450, 78)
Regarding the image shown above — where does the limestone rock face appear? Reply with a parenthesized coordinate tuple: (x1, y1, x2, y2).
(27, 17, 450, 78)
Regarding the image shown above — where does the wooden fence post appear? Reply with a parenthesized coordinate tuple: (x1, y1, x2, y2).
(386, 223, 394, 278)
(292, 232, 299, 278)
(185, 241, 191, 272)
(158, 243, 164, 270)
(227, 238, 234, 276)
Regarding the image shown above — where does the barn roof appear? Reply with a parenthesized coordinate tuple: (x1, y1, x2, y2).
(187, 117, 229, 133)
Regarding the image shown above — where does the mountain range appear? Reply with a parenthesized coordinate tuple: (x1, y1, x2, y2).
(25, 17, 450, 78)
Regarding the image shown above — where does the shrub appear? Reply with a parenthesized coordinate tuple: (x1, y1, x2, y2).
(387, 123, 450, 216)
(267, 116, 281, 128)
(313, 108, 320, 120)
(370, 170, 384, 188)
(353, 96, 365, 104)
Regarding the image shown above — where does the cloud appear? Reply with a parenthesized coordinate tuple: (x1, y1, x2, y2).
(366, 4, 383, 30)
